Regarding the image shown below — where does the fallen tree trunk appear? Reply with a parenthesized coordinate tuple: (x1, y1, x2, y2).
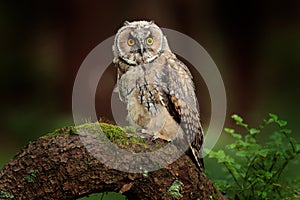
(0, 122, 226, 200)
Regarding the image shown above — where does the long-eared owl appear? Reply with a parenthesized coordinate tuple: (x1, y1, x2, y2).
(112, 20, 204, 169)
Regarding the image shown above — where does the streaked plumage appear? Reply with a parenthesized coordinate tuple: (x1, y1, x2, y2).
(112, 20, 204, 170)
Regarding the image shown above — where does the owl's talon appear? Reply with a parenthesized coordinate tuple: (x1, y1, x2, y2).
(133, 128, 152, 139)
(136, 127, 146, 134)
(151, 135, 158, 141)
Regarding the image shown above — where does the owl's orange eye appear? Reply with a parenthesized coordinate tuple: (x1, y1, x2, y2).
(127, 38, 135, 46)
(146, 37, 154, 45)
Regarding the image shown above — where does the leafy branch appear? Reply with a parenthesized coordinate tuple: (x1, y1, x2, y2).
(207, 113, 300, 199)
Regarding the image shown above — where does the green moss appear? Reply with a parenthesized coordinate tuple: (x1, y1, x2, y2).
(23, 169, 39, 183)
(100, 123, 127, 142)
(40, 122, 147, 150)
(100, 123, 147, 147)
(167, 179, 184, 199)
(122, 126, 137, 134)
(40, 126, 77, 139)
(142, 170, 149, 177)
(0, 188, 14, 199)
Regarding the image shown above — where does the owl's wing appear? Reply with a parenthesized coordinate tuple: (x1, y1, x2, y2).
(158, 56, 204, 169)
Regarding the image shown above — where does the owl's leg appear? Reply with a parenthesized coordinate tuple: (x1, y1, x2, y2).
(139, 128, 171, 144)
(151, 132, 162, 141)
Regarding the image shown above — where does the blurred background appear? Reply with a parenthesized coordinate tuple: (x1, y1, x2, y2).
(0, 0, 299, 197)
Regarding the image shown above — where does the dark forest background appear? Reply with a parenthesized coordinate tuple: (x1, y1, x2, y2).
(1, 0, 299, 188)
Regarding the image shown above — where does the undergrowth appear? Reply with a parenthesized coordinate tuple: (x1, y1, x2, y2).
(207, 114, 300, 199)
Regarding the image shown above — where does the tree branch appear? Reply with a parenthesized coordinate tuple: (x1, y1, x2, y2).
(0, 123, 226, 200)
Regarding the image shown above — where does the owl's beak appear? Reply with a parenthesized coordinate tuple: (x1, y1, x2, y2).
(139, 44, 144, 55)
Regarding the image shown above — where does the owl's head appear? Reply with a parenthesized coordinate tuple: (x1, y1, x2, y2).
(113, 20, 170, 65)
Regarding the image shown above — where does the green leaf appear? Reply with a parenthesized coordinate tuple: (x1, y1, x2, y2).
(269, 113, 278, 121)
(258, 191, 267, 198)
(230, 132, 242, 140)
(209, 150, 226, 160)
(265, 113, 279, 124)
(269, 132, 283, 145)
(265, 118, 274, 124)
(249, 128, 260, 135)
(224, 128, 235, 134)
(248, 144, 261, 155)
(206, 113, 299, 199)
(245, 135, 256, 144)
(232, 114, 243, 123)
(232, 114, 248, 128)
(286, 149, 295, 158)
(236, 150, 248, 157)
(235, 163, 242, 170)
(225, 127, 242, 139)
(280, 128, 292, 134)
(257, 149, 269, 157)
(268, 113, 287, 127)
(226, 156, 235, 164)
(296, 144, 300, 152)
(277, 120, 287, 127)
(227, 143, 237, 149)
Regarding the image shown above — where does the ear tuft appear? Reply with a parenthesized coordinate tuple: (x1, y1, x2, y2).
(124, 21, 130, 26)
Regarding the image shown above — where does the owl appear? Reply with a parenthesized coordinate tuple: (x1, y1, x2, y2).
(112, 20, 204, 170)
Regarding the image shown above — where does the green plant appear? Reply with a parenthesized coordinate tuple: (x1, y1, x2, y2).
(23, 169, 39, 183)
(168, 179, 184, 199)
(207, 114, 300, 199)
(0, 188, 14, 199)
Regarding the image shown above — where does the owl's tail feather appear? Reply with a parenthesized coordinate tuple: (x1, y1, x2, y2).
(172, 137, 204, 171)
(189, 144, 205, 171)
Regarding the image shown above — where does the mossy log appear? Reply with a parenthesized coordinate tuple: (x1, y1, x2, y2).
(0, 122, 226, 200)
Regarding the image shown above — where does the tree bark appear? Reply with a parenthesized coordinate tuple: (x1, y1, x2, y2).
(0, 123, 226, 200)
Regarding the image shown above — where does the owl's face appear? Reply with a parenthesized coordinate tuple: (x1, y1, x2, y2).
(113, 21, 168, 65)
